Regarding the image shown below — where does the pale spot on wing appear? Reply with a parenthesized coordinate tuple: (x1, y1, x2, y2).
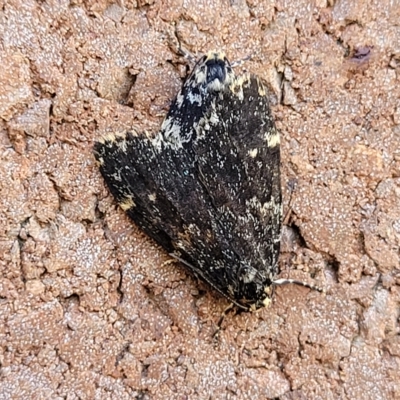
(257, 79, 267, 96)
(248, 148, 258, 158)
(265, 131, 280, 147)
(119, 196, 136, 210)
(148, 193, 157, 202)
(98, 132, 128, 144)
(187, 91, 203, 105)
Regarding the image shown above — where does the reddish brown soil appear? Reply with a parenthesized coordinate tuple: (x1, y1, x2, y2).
(1, 1, 399, 399)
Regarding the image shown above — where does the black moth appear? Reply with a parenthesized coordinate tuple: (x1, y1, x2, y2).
(94, 51, 319, 310)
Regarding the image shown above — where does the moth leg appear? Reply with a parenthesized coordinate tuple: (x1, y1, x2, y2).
(161, 258, 180, 268)
(283, 179, 297, 225)
(214, 303, 236, 339)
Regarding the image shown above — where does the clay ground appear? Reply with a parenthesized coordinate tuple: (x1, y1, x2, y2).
(1, 0, 400, 399)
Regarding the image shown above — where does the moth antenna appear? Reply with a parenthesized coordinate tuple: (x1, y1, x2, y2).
(230, 54, 252, 68)
(273, 278, 324, 293)
(168, 253, 196, 270)
(167, 29, 197, 64)
(176, 46, 197, 64)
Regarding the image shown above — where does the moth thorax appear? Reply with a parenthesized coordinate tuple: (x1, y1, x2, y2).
(202, 52, 234, 90)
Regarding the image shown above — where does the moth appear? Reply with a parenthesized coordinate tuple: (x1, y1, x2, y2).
(94, 51, 319, 310)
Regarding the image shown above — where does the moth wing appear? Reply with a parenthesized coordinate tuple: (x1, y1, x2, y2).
(94, 133, 181, 252)
(191, 75, 281, 295)
(94, 133, 242, 301)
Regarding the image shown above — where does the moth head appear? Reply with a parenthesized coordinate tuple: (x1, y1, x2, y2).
(188, 50, 235, 92)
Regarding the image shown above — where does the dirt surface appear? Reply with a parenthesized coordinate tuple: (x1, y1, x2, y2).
(1, 0, 400, 399)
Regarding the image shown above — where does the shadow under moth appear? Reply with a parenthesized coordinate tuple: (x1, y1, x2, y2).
(94, 50, 321, 311)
